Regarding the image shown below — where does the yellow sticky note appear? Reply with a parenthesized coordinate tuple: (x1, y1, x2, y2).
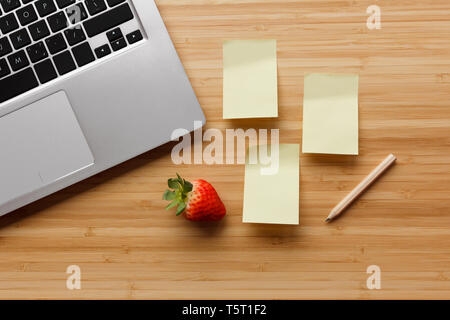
(223, 40, 278, 119)
(243, 144, 299, 225)
(302, 73, 359, 155)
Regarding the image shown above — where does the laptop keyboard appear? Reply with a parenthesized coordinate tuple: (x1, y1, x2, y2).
(0, 0, 144, 104)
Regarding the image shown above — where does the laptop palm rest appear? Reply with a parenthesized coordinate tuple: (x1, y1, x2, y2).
(0, 91, 94, 206)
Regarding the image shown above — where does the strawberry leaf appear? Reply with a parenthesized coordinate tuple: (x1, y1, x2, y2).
(163, 190, 176, 201)
(166, 201, 178, 210)
(184, 181, 193, 193)
(176, 202, 186, 216)
(168, 178, 179, 189)
(163, 173, 193, 217)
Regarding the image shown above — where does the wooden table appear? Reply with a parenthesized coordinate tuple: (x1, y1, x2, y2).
(1, 0, 449, 299)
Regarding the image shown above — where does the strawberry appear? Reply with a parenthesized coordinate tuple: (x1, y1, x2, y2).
(163, 174, 226, 221)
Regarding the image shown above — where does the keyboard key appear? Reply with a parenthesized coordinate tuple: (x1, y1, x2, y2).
(26, 41, 48, 63)
(126, 30, 142, 44)
(28, 20, 50, 41)
(83, 3, 133, 38)
(72, 41, 94, 67)
(110, 36, 126, 51)
(0, 58, 11, 78)
(106, 27, 122, 42)
(8, 50, 29, 71)
(53, 50, 76, 75)
(35, 0, 57, 17)
(34, 58, 57, 84)
(17, 4, 38, 26)
(66, 3, 88, 24)
(0, 0, 20, 13)
(56, 0, 75, 9)
(0, 13, 19, 34)
(10, 28, 31, 50)
(64, 26, 86, 46)
(85, 0, 106, 16)
(0, 37, 12, 57)
(94, 43, 110, 58)
(0, 67, 38, 104)
(47, 11, 68, 32)
(107, 0, 125, 7)
(45, 33, 67, 54)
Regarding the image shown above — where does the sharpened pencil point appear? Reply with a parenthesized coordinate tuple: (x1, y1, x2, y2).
(325, 218, 331, 222)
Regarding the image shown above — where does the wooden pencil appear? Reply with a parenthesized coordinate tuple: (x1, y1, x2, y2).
(325, 154, 397, 222)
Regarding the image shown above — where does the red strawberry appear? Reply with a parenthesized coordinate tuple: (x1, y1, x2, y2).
(163, 174, 226, 221)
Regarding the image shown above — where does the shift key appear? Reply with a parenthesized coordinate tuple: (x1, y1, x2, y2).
(83, 3, 133, 38)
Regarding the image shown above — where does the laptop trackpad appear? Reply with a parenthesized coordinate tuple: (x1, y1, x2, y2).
(0, 91, 94, 205)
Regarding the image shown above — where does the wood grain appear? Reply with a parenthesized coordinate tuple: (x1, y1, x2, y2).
(1, 0, 449, 299)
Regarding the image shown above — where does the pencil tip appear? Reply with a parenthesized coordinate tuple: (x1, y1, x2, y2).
(325, 218, 331, 222)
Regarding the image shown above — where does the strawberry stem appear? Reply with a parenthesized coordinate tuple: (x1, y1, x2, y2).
(163, 173, 193, 216)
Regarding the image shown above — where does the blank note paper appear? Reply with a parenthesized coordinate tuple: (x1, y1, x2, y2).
(223, 40, 278, 119)
(243, 144, 299, 225)
(302, 73, 359, 155)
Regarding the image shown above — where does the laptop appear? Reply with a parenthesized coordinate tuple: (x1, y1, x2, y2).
(0, 0, 205, 216)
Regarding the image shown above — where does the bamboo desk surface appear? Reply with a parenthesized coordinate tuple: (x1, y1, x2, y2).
(1, 0, 449, 299)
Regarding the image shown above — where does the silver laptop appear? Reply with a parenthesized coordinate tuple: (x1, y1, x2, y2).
(0, 0, 205, 216)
